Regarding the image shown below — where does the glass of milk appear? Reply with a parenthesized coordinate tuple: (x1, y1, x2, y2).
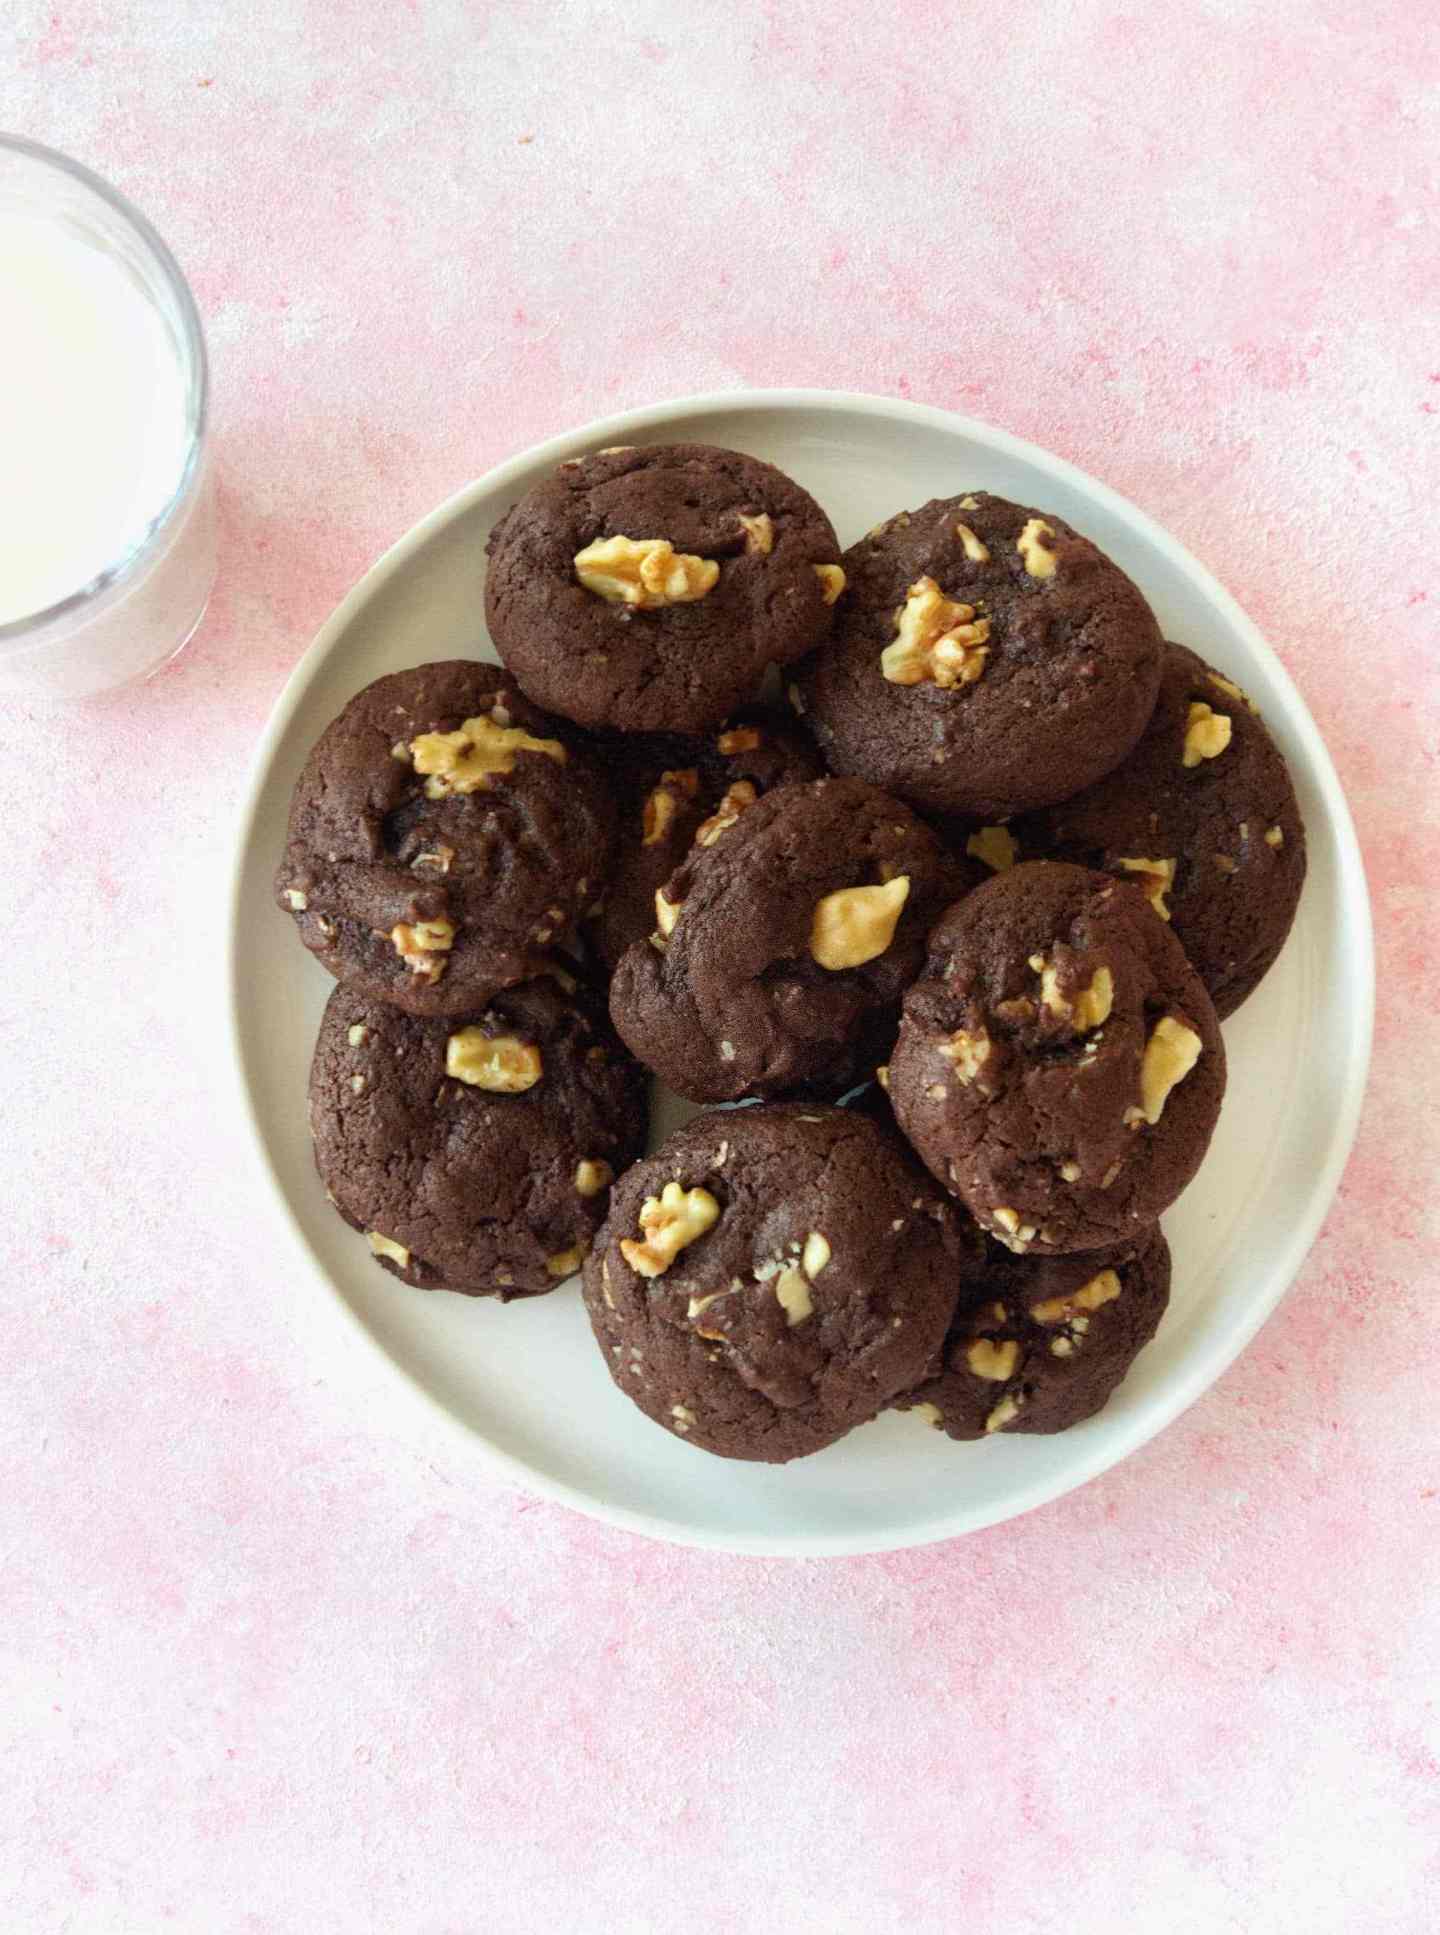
(0, 135, 216, 699)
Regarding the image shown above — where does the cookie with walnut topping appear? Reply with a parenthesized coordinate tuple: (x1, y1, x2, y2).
(581, 1103, 967, 1462)
(484, 442, 844, 734)
(275, 661, 616, 1016)
(608, 776, 978, 1104)
(1010, 642, 1306, 1018)
(587, 705, 825, 972)
(890, 860, 1225, 1253)
(309, 975, 647, 1299)
(791, 491, 1164, 819)
(894, 1226, 1170, 1439)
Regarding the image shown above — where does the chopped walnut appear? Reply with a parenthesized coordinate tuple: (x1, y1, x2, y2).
(653, 888, 681, 940)
(1016, 517, 1059, 578)
(716, 726, 762, 755)
(801, 1231, 831, 1278)
(1114, 855, 1176, 920)
(881, 577, 991, 689)
(573, 534, 719, 607)
(620, 1182, 720, 1277)
(774, 1266, 814, 1326)
(390, 917, 455, 980)
(367, 1232, 410, 1268)
(694, 779, 757, 848)
(954, 521, 990, 562)
(410, 714, 566, 797)
(1265, 824, 1285, 848)
(1182, 701, 1232, 768)
(574, 1159, 614, 1198)
(1038, 959, 1113, 1032)
(985, 1392, 1025, 1433)
(939, 1028, 991, 1084)
(810, 876, 910, 969)
(446, 1028, 542, 1092)
(1131, 1016, 1203, 1126)
(967, 1337, 1020, 1382)
(736, 512, 774, 556)
(642, 767, 700, 846)
(1208, 670, 1258, 714)
(966, 824, 1017, 872)
(546, 1243, 588, 1278)
(1031, 1269, 1121, 1325)
(283, 887, 308, 910)
(813, 563, 846, 604)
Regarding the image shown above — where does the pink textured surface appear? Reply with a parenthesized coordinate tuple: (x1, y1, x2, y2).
(2, 3, 1437, 1929)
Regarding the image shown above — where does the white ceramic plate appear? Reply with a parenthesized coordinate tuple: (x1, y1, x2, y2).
(228, 390, 1372, 1557)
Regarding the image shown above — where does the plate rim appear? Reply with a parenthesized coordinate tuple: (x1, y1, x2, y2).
(226, 386, 1375, 1558)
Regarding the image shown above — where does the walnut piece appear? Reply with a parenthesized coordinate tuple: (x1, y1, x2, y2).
(991, 1206, 1038, 1252)
(546, 1242, 588, 1278)
(1131, 1015, 1203, 1126)
(620, 1182, 720, 1277)
(573, 534, 719, 607)
(367, 1232, 410, 1268)
(774, 1266, 814, 1327)
(1114, 855, 1176, 920)
(574, 1159, 614, 1198)
(390, 917, 456, 981)
(642, 767, 699, 846)
(670, 1404, 698, 1433)
(283, 887, 308, 910)
(810, 876, 910, 970)
(412, 845, 455, 875)
(813, 563, 846, 604)
(653, 888, 681, 939)
(801, 1231, 831, 1278)
(717, 725, 762, 755)
(446, 1028, 542, 1092)
(1182, 701, 1232, 767)
(967, 1337, 1020, 1382)
(966, 824, 1017, 872)
(985, 1392, 1025, 1433)
(1265, 824, 1285, 848)
(1039, 959, 1113, 1032)
(347, 1023, 369, 1047)
(410, 713, 566, 797)
(954, 521, 990, 562)
(881, 577, 992, 689)
(1016, 517, 1059, 578)
(939, 1028, 991, 1085)
(737, 512, 774, 556)
(1208, 670, 1258, 714)
(1031, 1269, 1122, 1325)
(694, 779, 757, 849)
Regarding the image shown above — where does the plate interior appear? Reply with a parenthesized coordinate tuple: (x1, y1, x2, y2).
(230, 395, 1370, 1554)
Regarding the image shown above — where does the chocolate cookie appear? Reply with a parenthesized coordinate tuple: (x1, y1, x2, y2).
(1011, 643, 1306, 1018)
(275, 662, 616, 1016)
(608, 777, 977, 1104)
(588, 706, 824, 972)
(582, 1104, 966, 1462)
(890, 861, 1225, 1252)
(791, 492, 1164, 818)
(484, 442, 844, 734)
(895, 1226, 1170, 1438)
(309, 975, 647, 1298)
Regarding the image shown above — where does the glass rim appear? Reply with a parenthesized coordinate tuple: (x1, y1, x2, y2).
(0, 132, 210, 651)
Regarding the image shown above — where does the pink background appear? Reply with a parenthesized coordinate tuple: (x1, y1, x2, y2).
(4, 3, 1438, 1929)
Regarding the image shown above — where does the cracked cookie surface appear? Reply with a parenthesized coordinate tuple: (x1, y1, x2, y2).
(582, 1104, 967, 1462)
(792, 492, 1164, 818)
(485, 442, 843, 733)
(890, 860, 1224, 1251)
(275, 661, 616, 1015)
(310, 975, 647, 1297)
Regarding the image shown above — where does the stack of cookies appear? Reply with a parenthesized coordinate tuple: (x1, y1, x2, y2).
(275, 442, 1306, 1465)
